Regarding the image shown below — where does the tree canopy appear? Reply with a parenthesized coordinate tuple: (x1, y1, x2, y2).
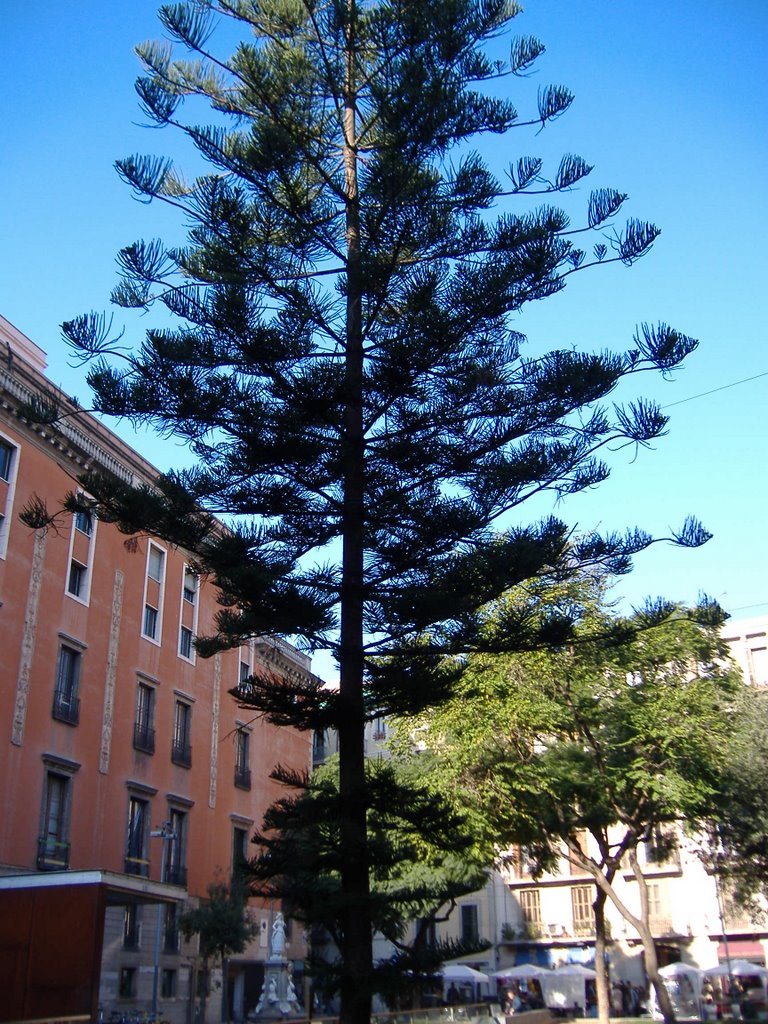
(24, 2, 711, 1020)
(246, 753, 490, 1009)
(713, 686, 768, 910)
(397, 576, 739, 1023)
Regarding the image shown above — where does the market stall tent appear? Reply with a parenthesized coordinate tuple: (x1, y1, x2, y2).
(539, 964, 596, 1013)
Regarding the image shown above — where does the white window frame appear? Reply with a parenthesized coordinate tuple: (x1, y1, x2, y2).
(141, 542, 167, 644)
(0, 433, 20, 560)
(65, 492, 98, 605)
(177, 564, 199, 663)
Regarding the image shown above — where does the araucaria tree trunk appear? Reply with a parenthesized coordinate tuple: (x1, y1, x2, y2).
(51, 2, 707, 1022)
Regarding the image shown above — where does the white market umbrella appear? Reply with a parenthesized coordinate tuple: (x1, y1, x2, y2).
(441, 964, 491, 983)
(660, 963, 701, 979)
(493, 964, 549, 980)
(703, 961, 768, 978)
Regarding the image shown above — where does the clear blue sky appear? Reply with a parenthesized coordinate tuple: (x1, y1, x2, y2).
(2, 0, 766, 629)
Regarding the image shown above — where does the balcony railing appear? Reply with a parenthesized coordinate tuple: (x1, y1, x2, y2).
(234, 764, 252, 790)
(37, 835, 70, 870)
(133, 722, 155, 754)
(52, 690, 80, 725)
(124, 854, 150, 877)
(171, 740, 192, 768)
(164, 863, 188, 887)
(572, 921, 595, 938)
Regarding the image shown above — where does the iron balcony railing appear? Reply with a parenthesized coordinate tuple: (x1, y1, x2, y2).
(133, 721, 155, 754)
(52, 690, 80, 725)
(37, 835, 70, 870)
(171, 739, 192, 768)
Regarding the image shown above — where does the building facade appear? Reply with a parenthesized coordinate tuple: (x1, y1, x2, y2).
(0, 314, 313, 1023)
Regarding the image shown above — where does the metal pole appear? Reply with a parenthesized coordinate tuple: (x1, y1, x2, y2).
(152, 822, 175, 1019)
(714, 832, 737, 1020)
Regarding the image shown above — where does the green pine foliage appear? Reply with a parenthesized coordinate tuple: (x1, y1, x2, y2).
(248, 755, 490, 1008)
(37, 2, 711, 1019)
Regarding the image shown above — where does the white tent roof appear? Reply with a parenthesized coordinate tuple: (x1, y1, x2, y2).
(551, 964, 597, 978)
(703, 961, 768, 978)
(441, 964, 490, 983)
(660, 963, 701, 978)
(493, 964, 549, 980)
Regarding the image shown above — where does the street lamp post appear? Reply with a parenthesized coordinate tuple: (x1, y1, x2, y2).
(151, 821, 176, 1019)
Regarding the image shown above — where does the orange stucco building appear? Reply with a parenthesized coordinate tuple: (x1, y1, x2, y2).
(0, 314, 314, 1023)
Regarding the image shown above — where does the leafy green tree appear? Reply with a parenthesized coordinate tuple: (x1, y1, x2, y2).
(401, 578, 739, 1024)
(180, 878, 257, 1021)
(246, 754, 490, 1010)
(26, 2, 710, 1020)
(711, 686, 768, 911)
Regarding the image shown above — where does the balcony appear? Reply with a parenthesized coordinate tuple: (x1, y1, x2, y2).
(52, 690, 80, 725)
(234, 764, 252, 790)
(37, 835, 70, 870)
(171, 740, 192, 768)
(133, 722, 155, 754)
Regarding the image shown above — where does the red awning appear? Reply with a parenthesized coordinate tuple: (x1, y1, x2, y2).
(718, 941, 766, 963)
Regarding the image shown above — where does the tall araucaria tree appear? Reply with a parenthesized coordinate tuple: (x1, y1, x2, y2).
(27, 2, 710, 1021)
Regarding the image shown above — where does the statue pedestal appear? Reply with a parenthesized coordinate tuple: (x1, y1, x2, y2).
(250, 958, 302, 1020)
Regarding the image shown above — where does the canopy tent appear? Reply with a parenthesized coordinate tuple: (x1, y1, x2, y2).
(649, 963, 702, 1020)
(493, 964, 550, 981)
(441, 964, 491, 1003)
(539, 964, 596, 1012)
(441, 965, 490, 983)
(703, 961, 768, 978)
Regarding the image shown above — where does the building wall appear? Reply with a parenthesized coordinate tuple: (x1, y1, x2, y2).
(0, 315, 313, 1022)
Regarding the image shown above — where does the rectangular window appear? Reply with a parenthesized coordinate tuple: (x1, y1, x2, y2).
(142, 544, 166, 643)
(148, 545, 165, 582)
(37, 772, 71, 869)
(65, 493, 96, 604)
(143, 603, 159, 640)
(647, 881, 662, 920)
(164, 904, 179, 953)
(125, 796, 149, 876)
(234, 729, 251, 790)
(0, 440, 13, 481)
(232, 826, 249, 880)
(0, 436, 18, 560)
(166, 808, 188, 887)
(172, 701, 192, 767)
(67, 560, 86, 598)
(460, 904, 479, 944)
(183, 568, 197, 605)
(179, 626, 193, 660)
(520, 888, 542, 926)
(119, 966, 137, 999)
(123, 904, 142, 949)
(161, 968, 177, 999)
(52, 644, 81, 725)
(571, 885, 594, 934)
(133, 683, 155, 754)
(74, 508, 94, 536)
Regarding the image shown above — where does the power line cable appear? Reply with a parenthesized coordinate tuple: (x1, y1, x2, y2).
(663, 368, 768, 407)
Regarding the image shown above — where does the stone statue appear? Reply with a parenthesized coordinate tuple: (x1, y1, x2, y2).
(271, 912, 286, 958)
